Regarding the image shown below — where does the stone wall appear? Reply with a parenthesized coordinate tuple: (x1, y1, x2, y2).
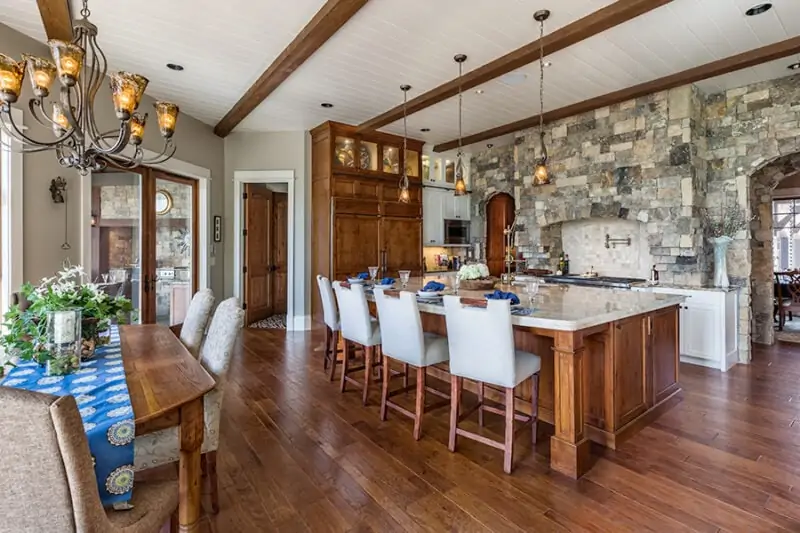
(561, 218, 651, 278)
(470, 73, 800, 363)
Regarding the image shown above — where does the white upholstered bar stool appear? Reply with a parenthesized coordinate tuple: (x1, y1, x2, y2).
(442, 295, 541, 474)
(317, 275, 343, 380)
(332, 281, 383, 405)
(373, 289, 450, 440)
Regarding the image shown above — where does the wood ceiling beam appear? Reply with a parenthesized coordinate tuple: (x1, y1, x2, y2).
(36, 0, 73, 41)
(214, 0, 370, 138)
(433, 36, 800, 152)
(356, 0, 673, 134)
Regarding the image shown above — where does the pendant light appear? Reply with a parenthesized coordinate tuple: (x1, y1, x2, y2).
(453, 54, 468, 196)
(398, 84, 412, 203)
(533, 9, 551, 185)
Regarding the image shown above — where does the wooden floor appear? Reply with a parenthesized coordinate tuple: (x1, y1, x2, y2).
(195, 328, 800, 532)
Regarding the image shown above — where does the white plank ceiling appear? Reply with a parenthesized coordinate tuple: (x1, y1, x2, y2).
(0, 0, 798, 149)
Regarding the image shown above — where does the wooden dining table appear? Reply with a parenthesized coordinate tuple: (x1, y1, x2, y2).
(120, 324, 215, 533)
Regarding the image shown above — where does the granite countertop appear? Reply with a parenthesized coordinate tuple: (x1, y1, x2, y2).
(632, 282, 741, 293)
(368, 276, 685, 332)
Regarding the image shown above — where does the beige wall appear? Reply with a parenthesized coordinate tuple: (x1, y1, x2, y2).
(223, 131, 311, 321)
(0, 23, 225, 295)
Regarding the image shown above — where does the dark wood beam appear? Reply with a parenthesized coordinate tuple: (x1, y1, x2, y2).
(433, 36, 800, 152)
(36, 0, 72, 41)
(356, 0, 673, 134)
(214, 0, 369, 137)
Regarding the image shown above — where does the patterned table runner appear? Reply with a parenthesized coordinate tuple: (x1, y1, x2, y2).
(2, 326, 135, 506)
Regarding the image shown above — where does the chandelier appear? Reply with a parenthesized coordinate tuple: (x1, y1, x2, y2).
(453, 54, 467, 196)
(533, 10, 551, 185)
(398, 84, 411, 204)
(0, 0, 180, 175)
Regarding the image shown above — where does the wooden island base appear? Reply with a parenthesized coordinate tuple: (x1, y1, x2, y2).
(372, 303, 681, 478)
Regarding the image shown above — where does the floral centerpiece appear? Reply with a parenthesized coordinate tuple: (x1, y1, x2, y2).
(457, 263, 496, 290)
(702, 206, 751, 288)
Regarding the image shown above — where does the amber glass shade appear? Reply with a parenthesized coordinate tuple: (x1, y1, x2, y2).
(454, 177, 467, 196)
(154, 101, 179, 138)
(52, 102, 69, 136)
(0, 53, 25, 104)
(129, 113, 146, 145)
(47, 40, 84, 86)
(398, 184, 411, 204)
(21, 54, 56, 98)
(110, 72, 148, 120)
(533, 163, 550, 185)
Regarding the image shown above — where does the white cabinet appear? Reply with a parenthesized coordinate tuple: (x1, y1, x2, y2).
(454, 194, 471, 220)
(422, 188, 444, 246)
(440, 191, 470, 220)
(633, 286, 739, 371)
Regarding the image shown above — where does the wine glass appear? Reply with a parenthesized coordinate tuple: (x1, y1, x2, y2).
(399, 270, 411, 289)
(525, 279, 540, 307)
(454, 273, 461, 295)
(368, 266, 379, 283)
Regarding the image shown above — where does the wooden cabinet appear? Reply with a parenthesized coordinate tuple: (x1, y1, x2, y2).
(612, 315, 648, 429)
(651, 306, 679, 404)
(312, 121, 425, 319)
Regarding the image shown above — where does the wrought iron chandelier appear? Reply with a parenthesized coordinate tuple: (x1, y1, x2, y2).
(0, 0, 180, 175)
(533, 9, 551, 185)
(453, 54, 468, 196)
(398, 84, 411, 203)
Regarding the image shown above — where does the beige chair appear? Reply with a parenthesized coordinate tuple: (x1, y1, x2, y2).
(0, 387, 178, 533)
(178, 288, 215, 358)
(134, 297, 244, 514)
(316, 275, 342, 380)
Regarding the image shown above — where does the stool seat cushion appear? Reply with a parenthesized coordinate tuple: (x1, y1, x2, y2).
(422, 333, 450, 366)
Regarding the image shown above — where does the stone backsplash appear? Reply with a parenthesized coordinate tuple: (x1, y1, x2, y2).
(561, 218, 651, 279)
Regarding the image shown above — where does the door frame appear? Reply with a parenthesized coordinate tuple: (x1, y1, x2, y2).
(0, 106, 24, 320)
(232, 170, 297, 330)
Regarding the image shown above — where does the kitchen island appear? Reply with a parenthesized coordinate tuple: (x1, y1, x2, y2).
(367, 276, 685, 478)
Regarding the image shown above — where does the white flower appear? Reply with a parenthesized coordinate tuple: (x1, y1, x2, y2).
(458, 263, 490, 280)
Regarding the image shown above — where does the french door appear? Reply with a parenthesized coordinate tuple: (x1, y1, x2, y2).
(90, 167, 198, 325)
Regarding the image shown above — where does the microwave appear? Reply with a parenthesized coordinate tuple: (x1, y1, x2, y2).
(444, 219, 470, 245)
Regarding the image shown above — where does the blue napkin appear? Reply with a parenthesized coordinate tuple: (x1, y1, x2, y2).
(484, 289, 520, 305)
(357, 272, 369, 280)
(422, 281, 445, 292)
(380, 277, 395, 285)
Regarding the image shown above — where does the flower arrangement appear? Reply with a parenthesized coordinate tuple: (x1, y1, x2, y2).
(702, 205, 751, 239)
(457, 263, 491, 280)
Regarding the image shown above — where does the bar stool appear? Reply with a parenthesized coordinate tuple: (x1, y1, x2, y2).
(442, 295, 541, 474)
(332, 281, 383, 405)
(317, 275, 342, 380)
(373, 289, 450, 440)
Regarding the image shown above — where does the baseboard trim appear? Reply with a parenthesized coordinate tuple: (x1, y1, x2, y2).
(290, 315, 311, 331)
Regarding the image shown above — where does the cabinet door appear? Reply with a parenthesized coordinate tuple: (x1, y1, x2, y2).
(682, 303, 717, 360)
(613, 315, 648, 430)
(422, 189, 439, 245)
(441, 191, 456, 219)
(333, 214, 380, 279)
(454, 194, 471, 220)
(651, 307, 679, 404)
(381, 217, 422, 277)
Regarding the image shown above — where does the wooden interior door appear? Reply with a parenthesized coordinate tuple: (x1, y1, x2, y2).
(381, 217, 422, 277)
(244, 184, 274, 324)
(333, 213, 380, 279)
(272, 192, 289, 313)
(486, 193, 515, 277)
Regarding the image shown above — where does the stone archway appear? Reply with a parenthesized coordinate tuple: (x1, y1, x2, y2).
(748, 152, 800, 345)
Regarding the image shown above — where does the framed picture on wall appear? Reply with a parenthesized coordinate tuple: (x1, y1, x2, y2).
(213, 216, 222, 242)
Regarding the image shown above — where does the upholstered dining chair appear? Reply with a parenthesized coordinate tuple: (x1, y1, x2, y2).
(134, 297, 244, 514)
(442, 296, 541, 474)
(373, 289, 450, 440)
(0, 387, 179, 533)
(332, 281, 383, 405)
(178, 288, 216, 358)
(317, 275, 342, 380)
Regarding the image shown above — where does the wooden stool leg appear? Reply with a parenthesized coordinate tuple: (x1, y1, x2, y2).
(403, 363, 409, 391)
(413, 366, 426, 440)
(504, 387, 515, 474)
(448, 376, 461, 452)
(477, 382, 485, 428)
(363, 345, 374, 406)
(340, 340, 350, 393)
(207, 451, 219, 514)
(531, 373, 539, 445)
(329, 330, 340, 382)
(380, 355, 390, 421)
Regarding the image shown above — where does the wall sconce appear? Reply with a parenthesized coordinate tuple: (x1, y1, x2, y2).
(91, 212, 98, 227)
(50, 176, 66, 203)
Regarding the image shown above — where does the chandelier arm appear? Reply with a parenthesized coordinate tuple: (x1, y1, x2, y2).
(93, 123, 131, 155)
(84, 33, 108, 143)
(0, 110, 75, 148)
(141, 141, 176, 165)
(59, 86, 82, 138)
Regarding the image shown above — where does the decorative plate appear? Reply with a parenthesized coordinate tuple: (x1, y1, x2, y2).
(359, 145, 371, 170)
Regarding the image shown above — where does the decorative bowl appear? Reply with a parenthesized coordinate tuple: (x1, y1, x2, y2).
(460, 278, 496, 290)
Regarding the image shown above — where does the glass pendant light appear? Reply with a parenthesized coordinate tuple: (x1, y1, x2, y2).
(398, 84, 412, 203)
(533, 10, 551, 185)
(453, 54, 468, 196)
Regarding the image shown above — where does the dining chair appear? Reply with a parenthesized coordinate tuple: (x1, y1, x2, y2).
(442, 295, 541, 474)
(179, 288, 216, 358)
(332, 281, 383, 405)
(373, 289, 450, 440)
(0, 387, 179, 533)
(317, 275, 342, 380)
(134, 297, 244, 515)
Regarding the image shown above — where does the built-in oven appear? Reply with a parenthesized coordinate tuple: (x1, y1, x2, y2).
(444, 219, 471, 245)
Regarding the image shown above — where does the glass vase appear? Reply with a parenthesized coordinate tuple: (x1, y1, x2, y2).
(46, 308, 81, 376)
(711, 236, 732, 288)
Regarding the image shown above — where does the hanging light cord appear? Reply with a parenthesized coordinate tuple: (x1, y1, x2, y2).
(401, 88, 408, 190)
(538, 17, 547, 163)
(457, 60, 463, 157)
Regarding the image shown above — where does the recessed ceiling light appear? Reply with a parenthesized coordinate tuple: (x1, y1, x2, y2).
(486, 143, 494, 148)
(320, 102, 333, 108)
(789, 62, 800, 71)
(420, 128, 430, 132)
(745, 3, 772, 16)
(166, 63, 184, 71)
(543, 61, 552, 68)
(475, 89, 484, 95)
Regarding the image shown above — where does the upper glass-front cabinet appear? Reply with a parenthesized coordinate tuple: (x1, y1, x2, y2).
(383, 144, 400, 174)
(406, 150, 420, 178)
(334, 136, 356, 169)
(360, 141, 379, 172)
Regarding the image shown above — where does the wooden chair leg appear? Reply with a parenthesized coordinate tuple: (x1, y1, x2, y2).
(448, 375, 461, 452)
(329, 330, 340, 382)
(403, 363, 409, 391)
(413, 366, 426, 441)
(363, 346, 374, 406)
(380, 355, 390, 421)
(504, 387, 515, 474)
(200, 453, 207, 478)
(324, 326, 331, 370)
(340, 340, 350, 393)
(477, 382, 485, 428)
(170, 510, 179, 533)
(207, 451, 219, 514)
(531, 374, 539, 445)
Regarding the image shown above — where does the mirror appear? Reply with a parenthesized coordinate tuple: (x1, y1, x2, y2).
(155, 189, 173, 215)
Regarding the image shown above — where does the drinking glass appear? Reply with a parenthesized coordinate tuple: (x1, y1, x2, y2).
(399, 270, 411, 289)
(368, 266, 379, 282)
(525, 279, 540, 307)
(454, 274, 461, 295)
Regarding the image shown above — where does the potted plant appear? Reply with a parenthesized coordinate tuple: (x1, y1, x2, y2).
(456, 263, 496, 290)
(703, 206, 750, 288)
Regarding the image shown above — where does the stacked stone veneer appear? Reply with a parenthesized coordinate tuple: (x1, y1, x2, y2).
(470, 74, 800, 362)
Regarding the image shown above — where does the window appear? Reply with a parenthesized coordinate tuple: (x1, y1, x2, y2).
(1, 107, 23, 368)
(772, 198, 800, 271)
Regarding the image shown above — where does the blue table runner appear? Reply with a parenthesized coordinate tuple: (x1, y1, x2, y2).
(2, 326, 135, 506)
